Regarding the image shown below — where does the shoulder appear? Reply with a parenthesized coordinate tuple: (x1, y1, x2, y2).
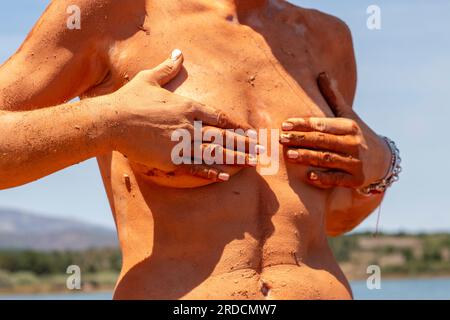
(304, 8, 352, 39)
(19, 0, 146, 53)
(35, 0, 144, 37)
(47, 0, 120, 16)
(278, 3, 355, 67)
(43, 0, 117, 23)
(287, 5, 357, 104)
(277, 2, 353, 44)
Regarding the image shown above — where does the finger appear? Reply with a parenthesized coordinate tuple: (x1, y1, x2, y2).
(191, 143, 258, 167)
(179, 165, 230, 182)
(286, 149, 361, 172)
(193, 103, 253, 131)
(280, 131, 359, 157)
(317, 72, 353, 118)
(282, 117, 358, 135)
(143, 49, 184, 86)
(308, 170, 363, 188)
(200, 126, 264, 154)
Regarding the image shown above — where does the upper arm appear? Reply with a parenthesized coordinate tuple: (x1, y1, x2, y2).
(309, 10, 357, 108)
(326, 17, 357, 107)
(333, 20, 357, 106)
(327, 20, 359, 236)
(311, 13, 360, 236)
(0, 0, 118, 111)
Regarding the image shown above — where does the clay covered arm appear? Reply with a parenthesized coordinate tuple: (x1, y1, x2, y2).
(280, 21, 390, 236)
(316, 23, 392, 236)
(315, 73, 391, 236)
(0, 0, 113, 188)
(0, 0, 116, 111)
(279, 80, 390, 236)
(0, 1, 254, 189)
(0, 98, 113, 189)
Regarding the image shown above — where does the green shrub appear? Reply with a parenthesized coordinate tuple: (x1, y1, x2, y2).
(0, 270, 13, 289)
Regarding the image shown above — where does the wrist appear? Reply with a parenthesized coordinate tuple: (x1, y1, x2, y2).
(358, 136, 402, 196)
(377, 136, 393, 180)
(363, 135, 392, 186)
(87, 95, 122, 153)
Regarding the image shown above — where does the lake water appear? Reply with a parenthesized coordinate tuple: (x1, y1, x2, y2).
(2, 278, 450, 300)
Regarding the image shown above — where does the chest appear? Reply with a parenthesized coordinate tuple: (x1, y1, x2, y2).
(108, 11, 334, 129)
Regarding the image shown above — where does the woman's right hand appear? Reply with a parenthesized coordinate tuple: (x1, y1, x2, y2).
(103, 50, 256, 184)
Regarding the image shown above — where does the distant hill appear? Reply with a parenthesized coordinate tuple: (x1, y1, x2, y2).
(0, 208, 118, 251)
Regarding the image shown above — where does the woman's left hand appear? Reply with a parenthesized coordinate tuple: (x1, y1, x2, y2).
(279, 73, 392, 189)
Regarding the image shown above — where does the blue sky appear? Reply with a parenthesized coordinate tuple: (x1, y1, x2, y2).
(0, 1, 448, 232)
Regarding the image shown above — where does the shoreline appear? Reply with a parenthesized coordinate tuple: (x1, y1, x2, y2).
(0, 287, 114, 297)
(348, 274, 450, 282)
(2, 275, 450, 297)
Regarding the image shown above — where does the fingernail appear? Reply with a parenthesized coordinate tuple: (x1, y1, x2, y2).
(255, 145, 266, 154)
(280, 134, 290, 143)
(309, 172, 318, 181)
(282, 122, 294, 131)
(287, 150, 299, 159)
(218, 173, 230, 181)
(247, 129, 258, 139)
(248, 155, 258, 166)
(171, 49, 182, 61)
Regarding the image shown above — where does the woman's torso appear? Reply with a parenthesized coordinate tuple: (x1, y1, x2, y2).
(91, 0, 352, 299)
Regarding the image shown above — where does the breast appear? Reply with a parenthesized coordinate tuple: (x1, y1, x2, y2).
(97, 10, 335, 190)
(105, 8, 333, 122)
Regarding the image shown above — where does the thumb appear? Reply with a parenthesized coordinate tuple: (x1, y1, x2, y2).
(317, 72, 354, 118)
(144, 49, 184, 86)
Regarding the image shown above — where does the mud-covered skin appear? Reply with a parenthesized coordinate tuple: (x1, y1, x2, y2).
(0, 0, 377, 299)
(94, 0, 356, 299)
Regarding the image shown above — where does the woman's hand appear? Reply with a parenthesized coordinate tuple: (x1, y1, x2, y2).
(279, 72, 392, 189)
(104, 50, 256, 184)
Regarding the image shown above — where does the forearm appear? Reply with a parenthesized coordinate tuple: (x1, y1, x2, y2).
(0, 97, 114, 189)
(326, 186, 385, 236)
